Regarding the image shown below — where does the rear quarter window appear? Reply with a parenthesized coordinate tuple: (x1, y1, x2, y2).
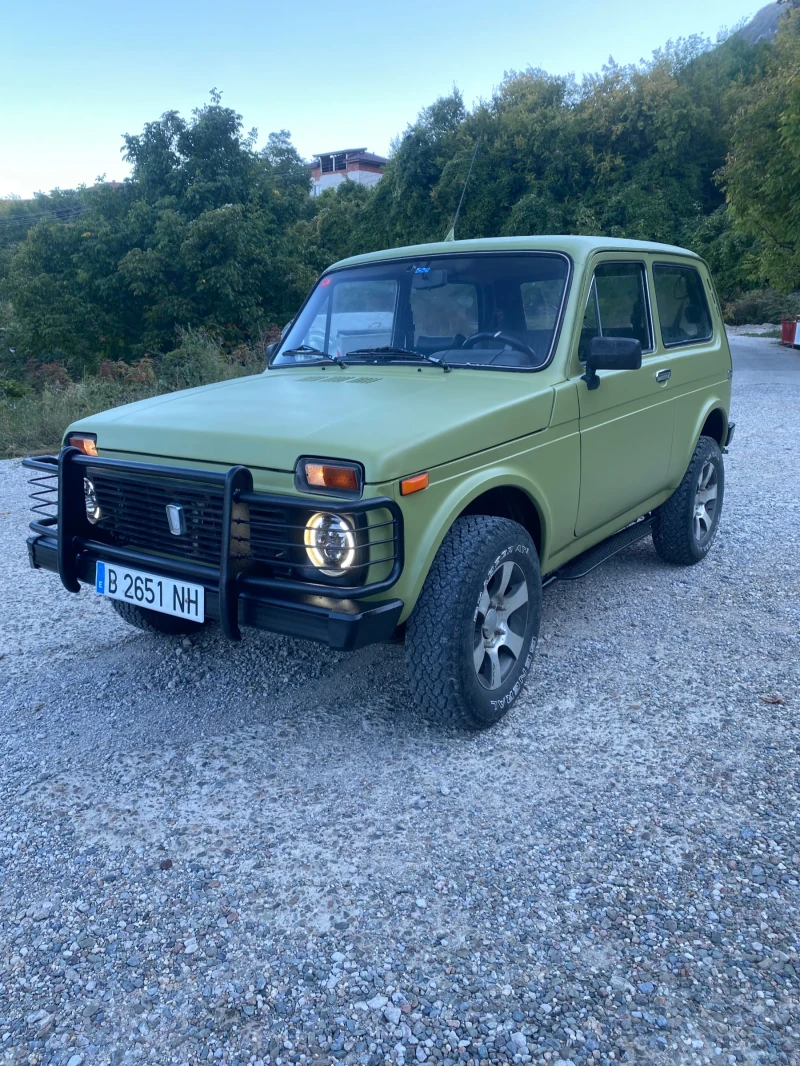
(653, 263, 713, 347)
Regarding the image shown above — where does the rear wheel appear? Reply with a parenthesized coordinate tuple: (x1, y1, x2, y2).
(110, 598, 205, 636)
(653, 435, 724, 565)
(405, 516, 541, 729)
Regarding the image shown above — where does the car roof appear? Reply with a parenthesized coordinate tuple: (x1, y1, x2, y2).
(327, 234, 701, 272)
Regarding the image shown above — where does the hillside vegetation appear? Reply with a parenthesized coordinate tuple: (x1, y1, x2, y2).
(2, 15, 800, 454)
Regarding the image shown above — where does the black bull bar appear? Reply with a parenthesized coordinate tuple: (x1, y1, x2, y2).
(23, 448, 405, 650)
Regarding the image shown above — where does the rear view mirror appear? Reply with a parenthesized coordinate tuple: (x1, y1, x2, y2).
(266, 341, 279, 361)
(411, 268, 448, 290)
(582, 336, 642, 390)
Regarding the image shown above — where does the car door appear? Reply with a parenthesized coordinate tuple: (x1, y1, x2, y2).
(574, 255, 674, 538)
(650, 259, 729, 485)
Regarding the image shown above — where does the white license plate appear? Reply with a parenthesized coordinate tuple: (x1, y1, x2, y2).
(95, 561, 205, 622)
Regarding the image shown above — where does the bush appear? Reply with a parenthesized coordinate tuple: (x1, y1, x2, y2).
(0, 378, 30, 399)
(23, 358, 72, 390)
(156, 329, 265, 391)
(0, 379, 160, 458)
(722, 288, 800, 325)
(0, 332, 268, 458)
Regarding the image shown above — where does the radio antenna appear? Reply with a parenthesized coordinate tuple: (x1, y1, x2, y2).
(444, 137, 480, 242)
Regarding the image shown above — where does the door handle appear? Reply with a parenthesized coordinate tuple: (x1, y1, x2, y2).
(655, 368, 671, 384)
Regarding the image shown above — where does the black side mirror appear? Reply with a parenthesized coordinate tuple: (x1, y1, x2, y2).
(582, 336, 642, 390)
(266, 341, 279, 361)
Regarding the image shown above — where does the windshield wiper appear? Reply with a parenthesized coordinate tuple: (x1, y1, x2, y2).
(344, 347, 451, 372)
(278, 345, 330, 360)
(277, 345, 350, 369)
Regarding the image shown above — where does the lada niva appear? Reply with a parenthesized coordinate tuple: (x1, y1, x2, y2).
(24, 236, 734, 728)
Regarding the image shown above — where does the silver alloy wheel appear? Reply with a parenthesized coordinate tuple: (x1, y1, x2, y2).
(693, 459, 719, 545)
(473, 560, 530, 690)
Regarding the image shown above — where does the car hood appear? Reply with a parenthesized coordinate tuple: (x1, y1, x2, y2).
(70, 368, 555, 483)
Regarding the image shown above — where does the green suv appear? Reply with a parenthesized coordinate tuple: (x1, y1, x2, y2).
(24, 236, 734, 728)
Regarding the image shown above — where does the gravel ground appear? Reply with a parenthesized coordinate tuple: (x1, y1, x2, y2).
(0, 336, 798, 1066)
(723, 325, 780, 338)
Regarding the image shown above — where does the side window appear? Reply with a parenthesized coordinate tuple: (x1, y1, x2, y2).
(578, 262, 652, 361)
(653, 263, 713, 347)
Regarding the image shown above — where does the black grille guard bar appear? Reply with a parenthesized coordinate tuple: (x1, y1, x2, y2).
(22, 448, 405, 641)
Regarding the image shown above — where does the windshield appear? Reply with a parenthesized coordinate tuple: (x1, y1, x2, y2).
(273, 253, 570, 370)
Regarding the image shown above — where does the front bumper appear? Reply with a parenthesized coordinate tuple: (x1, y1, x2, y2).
(26, 526, 403, 650)
(23, 450, 404, 650)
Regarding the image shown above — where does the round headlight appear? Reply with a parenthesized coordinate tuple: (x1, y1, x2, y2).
(83, 477, 101, 524)
(304, 512, 355, 576)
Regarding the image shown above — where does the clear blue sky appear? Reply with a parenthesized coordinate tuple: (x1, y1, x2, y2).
(1, 0, 763, 199)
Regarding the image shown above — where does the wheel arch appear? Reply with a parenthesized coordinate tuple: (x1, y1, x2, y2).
(460, 485, 544, 558)
(395, 471, 551, 625)
(699, 406, 727, 447)
(671, 397, 729, 488)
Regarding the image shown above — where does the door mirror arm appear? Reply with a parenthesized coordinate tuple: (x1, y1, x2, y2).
(581, 364, 601, 391)
(581, 336, 643, 390)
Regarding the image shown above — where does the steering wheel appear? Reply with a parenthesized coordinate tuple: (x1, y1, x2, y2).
(460, 330, 537, 359)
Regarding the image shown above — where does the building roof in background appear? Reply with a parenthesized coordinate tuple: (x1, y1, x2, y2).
(308, 148, 390, 168)
(314, 147, 367, 157)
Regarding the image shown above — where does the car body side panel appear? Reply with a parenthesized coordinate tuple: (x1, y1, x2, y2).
(571, 251, 675, 538)
(389, 420, 581, 623)
(575, 370, 674, 536)
(645, 257, 733, 486)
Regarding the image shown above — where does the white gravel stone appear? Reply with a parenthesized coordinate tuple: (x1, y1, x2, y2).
(0, 336, 798, 1065)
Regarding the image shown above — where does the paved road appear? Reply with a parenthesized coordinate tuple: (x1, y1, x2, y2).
(0, 336, 797, 1066)
(730, 333, 800, 385)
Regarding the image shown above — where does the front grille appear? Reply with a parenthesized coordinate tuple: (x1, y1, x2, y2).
(246, 498, 293, 568)
(89, 469, 292, 569)
(89, 468, 227, 566)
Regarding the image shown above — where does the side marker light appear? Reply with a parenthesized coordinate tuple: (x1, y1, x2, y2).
(400, 472, 429, 496)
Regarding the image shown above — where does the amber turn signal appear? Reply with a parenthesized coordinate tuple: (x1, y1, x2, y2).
(303, 462, 360, 493)
(68, 434, 98, 457)
(400, 472, 429, 496)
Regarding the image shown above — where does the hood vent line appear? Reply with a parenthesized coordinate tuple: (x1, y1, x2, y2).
(302, 375, 379, 384)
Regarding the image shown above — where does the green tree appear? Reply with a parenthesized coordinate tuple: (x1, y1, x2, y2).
(722, 11, 800, 289)
(6, 95, 313, 373)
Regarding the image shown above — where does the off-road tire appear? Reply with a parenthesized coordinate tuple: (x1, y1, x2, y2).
(405, 516, 541, 730)
(110, 598, 205, 636)
(653, 435, 724, 565)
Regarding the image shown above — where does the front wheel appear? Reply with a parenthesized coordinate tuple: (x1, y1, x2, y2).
(405, 516, 542, 729)
(653, 435, 725, 565)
